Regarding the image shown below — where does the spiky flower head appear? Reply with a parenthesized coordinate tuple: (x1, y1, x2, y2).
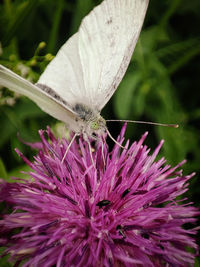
(0, 125, 199, 266)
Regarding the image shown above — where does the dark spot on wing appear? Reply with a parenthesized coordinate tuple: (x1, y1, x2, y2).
(106, 17, 113, 24)
(36, 83, 68, 106)
(73, 103, 94, 121)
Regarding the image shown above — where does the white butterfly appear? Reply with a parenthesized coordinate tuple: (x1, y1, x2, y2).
(0, 0, 149, 142)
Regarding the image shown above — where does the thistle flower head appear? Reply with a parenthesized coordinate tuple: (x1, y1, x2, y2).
(0, 125, 199, 266)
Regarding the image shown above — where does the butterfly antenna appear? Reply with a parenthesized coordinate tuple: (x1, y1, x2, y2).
(106, 119, 179, 128)
(106, 128, 127, 150)
(61, 133, 78, 164)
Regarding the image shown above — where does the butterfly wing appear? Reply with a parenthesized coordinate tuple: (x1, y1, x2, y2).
(78, 0, 149, 111)
(0, 65, 81, 131)
(37, 33, 89, 110)
(38, 0, 149, 113)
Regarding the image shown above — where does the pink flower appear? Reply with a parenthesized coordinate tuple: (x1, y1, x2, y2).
(0, 125, 199, 266)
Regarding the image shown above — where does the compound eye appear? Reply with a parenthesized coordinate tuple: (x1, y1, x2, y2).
(90, 121, 99, 130)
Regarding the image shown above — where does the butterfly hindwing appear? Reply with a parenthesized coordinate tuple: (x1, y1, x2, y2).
(37, 33, 88, 110)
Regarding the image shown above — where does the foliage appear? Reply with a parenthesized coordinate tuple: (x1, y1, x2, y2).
(0, 0, 199, 264)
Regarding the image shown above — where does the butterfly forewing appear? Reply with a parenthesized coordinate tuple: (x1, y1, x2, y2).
(79, 0, 149, 111)
(38, 0, 149, 113)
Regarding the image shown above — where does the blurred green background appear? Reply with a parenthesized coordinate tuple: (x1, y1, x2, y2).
(0, 0, 199, 264)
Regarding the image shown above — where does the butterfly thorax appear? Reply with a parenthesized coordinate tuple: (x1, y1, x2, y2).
(73, 103, 106, 139)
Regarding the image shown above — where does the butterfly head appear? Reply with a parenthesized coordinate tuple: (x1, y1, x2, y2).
(73, 103, 106, 139)
(89, 116, 107, 139)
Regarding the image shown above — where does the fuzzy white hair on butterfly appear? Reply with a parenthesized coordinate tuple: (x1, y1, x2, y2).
(0, 0, 149, 152)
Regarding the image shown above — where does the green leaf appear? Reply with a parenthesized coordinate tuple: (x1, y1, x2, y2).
(8, 164, 32, 181)
(160, 0, 182, 27)
(47, 0, 65, 53)
(114, 72, 141, 118)
(168, 44, 200, 74)
(1, 0, 39, 46)
(195, 257, 200, 267)
(70, 0, 94, 34)
(0, 158, 8, 180)
(0, 250, 12, 267)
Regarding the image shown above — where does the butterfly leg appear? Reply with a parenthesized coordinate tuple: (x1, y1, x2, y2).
(61, 133, 78, 164)
(86, 139, 95, 168)
(101, 137, 106, 167)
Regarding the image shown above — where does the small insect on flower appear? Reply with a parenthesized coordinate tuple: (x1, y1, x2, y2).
(0, 125, 199, 267)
